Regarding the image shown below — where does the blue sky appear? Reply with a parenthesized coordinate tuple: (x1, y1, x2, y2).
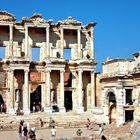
(1, 0, 140, 71)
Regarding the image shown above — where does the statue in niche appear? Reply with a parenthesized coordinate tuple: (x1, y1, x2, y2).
(15, 89, 21, 103)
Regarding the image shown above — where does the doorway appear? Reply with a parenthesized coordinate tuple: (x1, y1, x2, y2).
(0, 94, 4, 113)
(30, 85, 41, 112)
(64, 91, 72, 112)
(125, 110, 134, 122)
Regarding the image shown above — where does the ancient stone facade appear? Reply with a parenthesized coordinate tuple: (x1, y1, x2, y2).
(0, 11, 96, 115)
(1, 11, 140, 126)
(99, 53, 140, 125)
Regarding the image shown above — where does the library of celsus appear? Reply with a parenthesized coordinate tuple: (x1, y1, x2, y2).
(0, 11, 96, 115)
(1, 11, 140, 126)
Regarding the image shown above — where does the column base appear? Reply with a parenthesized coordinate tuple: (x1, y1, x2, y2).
(8, 108, 15, 115)
(76, 106, 84, 113)
(44, 106, 52, 113)
(23, 108, 30, 116)
(59, 106, 66, 113)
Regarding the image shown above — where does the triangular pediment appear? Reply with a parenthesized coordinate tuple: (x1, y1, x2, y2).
(0, 11, 16, 22)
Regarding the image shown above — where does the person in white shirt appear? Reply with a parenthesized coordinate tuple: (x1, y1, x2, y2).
(51, 126, 56, 138)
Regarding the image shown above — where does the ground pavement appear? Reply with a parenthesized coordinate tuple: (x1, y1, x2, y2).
(0, 127, 99, 140)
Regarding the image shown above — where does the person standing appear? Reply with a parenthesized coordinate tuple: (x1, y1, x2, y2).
(86, 118, 91, 129)
(98, 124, 103, 135)
(51, 126, 56, 139)
(18, 120, 24, 140)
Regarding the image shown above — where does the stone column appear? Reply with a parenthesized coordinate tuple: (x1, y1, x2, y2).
(23, 70, 30, 115)
(90, 70, 95, 110)
(59, 70, 65, 112)
(44, 69, 52, 113)
(77, 70, 84, 112)
(90, 27, 94, 59)
(25, 26, 28, 57)
(8, 69, 15, 114)
(9, 25, 13, 58)
(116, 86, 125, 126)
(77, 29, 81, 59)
(41, 71, 46, 108)
(60, 27, 64, 58)
(46, 26, 50, 58)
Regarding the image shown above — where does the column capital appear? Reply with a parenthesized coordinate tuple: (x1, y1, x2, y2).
(46, 69, 51, 73)
(78, 69, 83, 73)
(91, 70, 95, 74)
(60, 69, 65, 73)
(24, 69, 29, 73)
(9, 68, 14, 73)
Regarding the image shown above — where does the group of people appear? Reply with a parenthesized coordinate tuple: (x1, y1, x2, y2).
(32, 102, 41, 112)
(18, 120, 36, 140)
(86, 118, 104, 135)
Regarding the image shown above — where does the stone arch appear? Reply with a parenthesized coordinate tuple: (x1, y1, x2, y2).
(104, 89, 117, 123)
(104, 89, 116, 105)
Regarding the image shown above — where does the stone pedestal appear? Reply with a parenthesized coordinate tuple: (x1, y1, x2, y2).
(23, 108, 30, 116)
(76, 106, 84, 113)
(44, 106, 52, 113)
(59, 107, 66, 113)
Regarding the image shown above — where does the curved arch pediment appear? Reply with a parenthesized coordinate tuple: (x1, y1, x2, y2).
(0, 11, 16, 22)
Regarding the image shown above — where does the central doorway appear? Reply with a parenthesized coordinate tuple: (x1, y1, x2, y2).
(64, 91, 72, 112)
(30, 85, 41, 112)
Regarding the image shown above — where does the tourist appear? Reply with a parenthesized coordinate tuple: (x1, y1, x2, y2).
(18, 120, 24, 140)
(98, 124, 103, 135)
(49, 117, 55, 128)
(23, 124, 28, 140)
(33, 102, 36, 112)
(28, 127, 36, 140)
(51, 126, 56, 139)
(40, 118, 44, 127)
(86, 118, 91, 129)
(76, 128, 82, 136)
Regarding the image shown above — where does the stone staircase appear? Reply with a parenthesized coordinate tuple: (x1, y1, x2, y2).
(0, 111, 96, 130)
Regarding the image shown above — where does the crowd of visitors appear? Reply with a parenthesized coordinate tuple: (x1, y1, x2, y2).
(18, 120, 36, 140)
(17, 117, 106, 140)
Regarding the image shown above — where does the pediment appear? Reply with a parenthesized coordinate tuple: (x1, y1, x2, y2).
(29, 13, 44, 22)
(0, 11, 16, 22)
(58, 16, 82, 26)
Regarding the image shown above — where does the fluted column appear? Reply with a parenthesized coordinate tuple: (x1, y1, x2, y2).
(23, 70, 30, 115)
(59, 70, 65, 112)
(25, 26, 28, 57)
(9, 25, 13, 58)
(46, 26, 50, 58)
(60, 27, 64, 58)
(44, 69, 52, 113)
(77, 29, 81, 59)
(8, 69, 15, 114)
(77, 70, 84, 112)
